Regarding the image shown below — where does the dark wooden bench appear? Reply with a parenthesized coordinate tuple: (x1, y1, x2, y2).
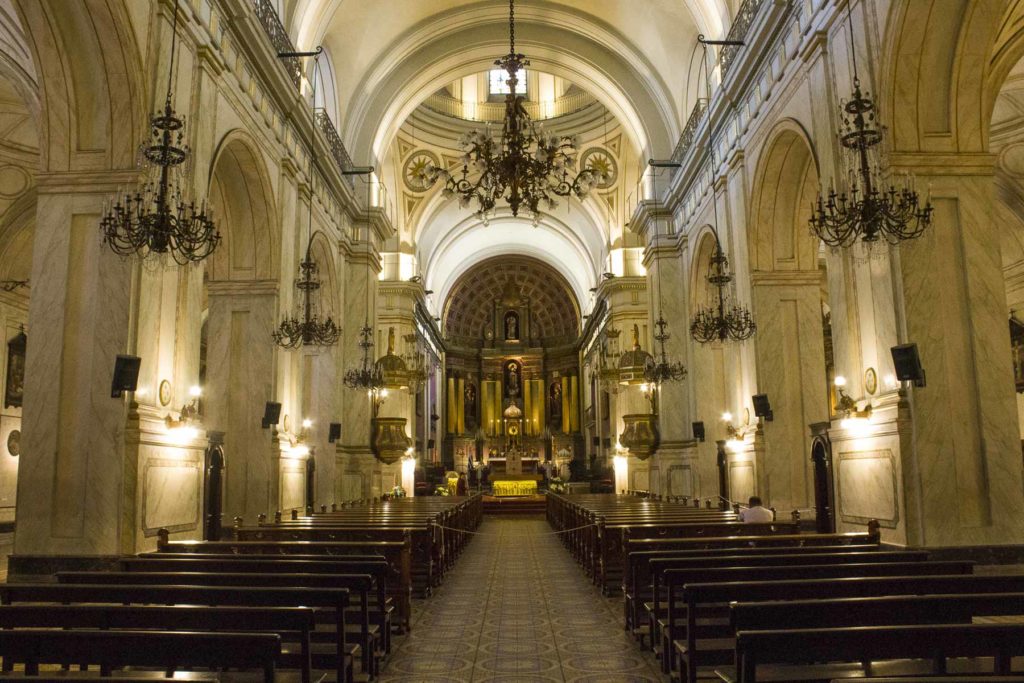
(675, 574, 1024, 683)
(154, 535, 412, 633)
(727, 623, 1024, 682)
(0, 584, 352, 683)
(57, 571, 378, 679)
(123, 556, 393, 664)
(669, 561, 976, 682)
(0, 630, 280, 683)
(0, 605, 318, 683)
(624, 542, 881, 630)
(642, 550, 929, 655)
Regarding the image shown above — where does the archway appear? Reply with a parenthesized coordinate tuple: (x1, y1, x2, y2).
(747, 123, 827, 512)
(203, 132, 281, 524)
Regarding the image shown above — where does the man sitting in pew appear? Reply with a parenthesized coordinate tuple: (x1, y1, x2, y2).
(739, 496, 773, 523)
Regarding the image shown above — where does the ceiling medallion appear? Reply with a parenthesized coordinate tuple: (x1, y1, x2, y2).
(424, 0, 603, 223)
(100, 0, 220, 265)
(403, 150, 440, 192)
(273, 54, 340, 350)
(809, 8, 932, 248)
(580, 148, 617, 189)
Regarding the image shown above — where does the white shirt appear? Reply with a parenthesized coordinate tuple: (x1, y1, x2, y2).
(740, 505, 774, 523)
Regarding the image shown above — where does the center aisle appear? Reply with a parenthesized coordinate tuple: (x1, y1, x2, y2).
(379, 517, 667, 682)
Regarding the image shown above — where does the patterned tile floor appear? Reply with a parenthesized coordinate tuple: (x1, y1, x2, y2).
(379, 517, 668, 683)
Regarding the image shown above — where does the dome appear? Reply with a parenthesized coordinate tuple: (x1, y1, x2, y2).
(503, 402, 523, 419)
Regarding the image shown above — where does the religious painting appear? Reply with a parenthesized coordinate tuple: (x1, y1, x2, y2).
(503, 310, 520, 341)
(464, 382, 477, 430)
(504, 360, 521, 398)
(549, 381, 562, 423)
(4, 330, 25, 409)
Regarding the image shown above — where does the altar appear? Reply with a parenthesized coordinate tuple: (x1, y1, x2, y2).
(492, 479, 539, 496)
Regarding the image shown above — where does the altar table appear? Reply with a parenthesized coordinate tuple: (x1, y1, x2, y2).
(492, 480, 539, 497)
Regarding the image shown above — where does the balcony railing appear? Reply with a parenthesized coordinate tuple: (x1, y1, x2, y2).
(719, 0, 764, 78)
(253, 0, 301, 88)
(672, 98, 708, 163)
(314, 109, 354, 189)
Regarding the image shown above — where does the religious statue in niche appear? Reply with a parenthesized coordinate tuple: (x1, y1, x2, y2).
(504, 311, 520, 341)
(550, 381, 563, 423)
(464, 383, 477, 429)
(4, 329, 25, 409)
(504, 360, 521, 398)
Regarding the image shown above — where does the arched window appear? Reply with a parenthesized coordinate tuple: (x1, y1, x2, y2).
(312, 47, 339, 126)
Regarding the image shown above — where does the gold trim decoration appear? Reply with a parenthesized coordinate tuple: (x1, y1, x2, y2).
(864, 367, 878, 395)
(158, 380, 172, 407)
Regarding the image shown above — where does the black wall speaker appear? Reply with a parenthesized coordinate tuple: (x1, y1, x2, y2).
(261, 401, 282, 429)
(592, 436, 600, 447)
(111, 355, 141, 398)
(752, 393, 774, 421)
(427, 438, 435, 449)
(692, 421, 705, 442)
(891, 343, 926, 387)
(328, 422, 341, 443)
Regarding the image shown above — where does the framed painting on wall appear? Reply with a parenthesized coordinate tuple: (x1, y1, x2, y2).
(4, 329, 25, 409)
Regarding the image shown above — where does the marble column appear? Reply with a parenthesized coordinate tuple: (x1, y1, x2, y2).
(204, 281, 279, 524)
(892, 153, 1024, 546)
(13, 171, 137, 556)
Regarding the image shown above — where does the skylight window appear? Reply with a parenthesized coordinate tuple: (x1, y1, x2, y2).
(489, 68, 526, 95)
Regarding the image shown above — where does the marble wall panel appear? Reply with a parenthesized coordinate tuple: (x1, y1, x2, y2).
(668, 464, 694, 498)
(280, 464, 305, 513)
(141, 457, 200, 534)
(729, 462, 755, 504)
(837, 450, 899, 528)
(0, 416, 18, 522)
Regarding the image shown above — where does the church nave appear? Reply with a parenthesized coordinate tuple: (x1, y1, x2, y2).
(381, 517, 664, 682)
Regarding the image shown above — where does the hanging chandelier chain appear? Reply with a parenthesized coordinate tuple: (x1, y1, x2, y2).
(508, 0, 515, 55)
(808, 2, 933, 248)
(165, 0, 180, 107)
(688, 39, 756, 345)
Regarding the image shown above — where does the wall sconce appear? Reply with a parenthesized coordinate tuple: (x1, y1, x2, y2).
(370, 387, 389, 415)
(835, 377, 872, 420)
(297, 418, 313, 442)
(165, 385, 202, 430)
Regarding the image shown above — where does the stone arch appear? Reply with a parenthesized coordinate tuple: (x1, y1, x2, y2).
(0, 189, 34, 282)
(206, 131, 280, 283)
(746, 121, 827, 512)
(688, 226, 719, 314)
(879, 0, 1024, 154)
(203, 131, 281, 524)
(13, 0, 146, 172)
(748, 121, 819, 272)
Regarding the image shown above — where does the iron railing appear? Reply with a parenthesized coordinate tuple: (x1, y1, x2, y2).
(253, 0, 302, 88)
(672, 98, 709, 163)
(314, 109, 354, 188)
(719, 0, 764, 78)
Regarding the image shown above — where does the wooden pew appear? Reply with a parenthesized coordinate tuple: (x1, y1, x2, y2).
(624, 543, 881, 633)
(642, 550, 929, 656)
(57, 570, 379, 679)
(0, 630, 281, 683)
(729, 623, 1024, 682)
(0, 584, 352, 683)
(0, 605, 318, 683)
(669, 561, 975, 682)
(121, 555, 393, 660)
(155, 533, 413, 633)
(675, 574, 1024, 683)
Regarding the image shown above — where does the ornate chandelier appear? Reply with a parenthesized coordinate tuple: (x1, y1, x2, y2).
(690, 243, 756, 343)
(424, 0, 602, 221)
(343, 324, 385, 391)
(100, 0, 219, 264)
(273, 54, 340, 349)
(273, 252, 340, 348)
(646, 314, 687, 384)
(809, 9, 932, 248)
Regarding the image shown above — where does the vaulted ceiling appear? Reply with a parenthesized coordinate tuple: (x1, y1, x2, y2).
(443, 255, 579, 346)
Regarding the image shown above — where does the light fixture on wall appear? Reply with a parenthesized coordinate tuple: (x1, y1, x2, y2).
(100, 0, 220, 265)
(422, 0, 602, 222)
(273, 52, 341, 349)
(687, 37, 756, 345)
(165, 385, 202, 430)
(808, 5, 932, 247)
(834, 376, 872, 421)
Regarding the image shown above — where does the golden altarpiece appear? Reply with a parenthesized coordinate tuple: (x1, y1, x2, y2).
(443, 274, 582, 492)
